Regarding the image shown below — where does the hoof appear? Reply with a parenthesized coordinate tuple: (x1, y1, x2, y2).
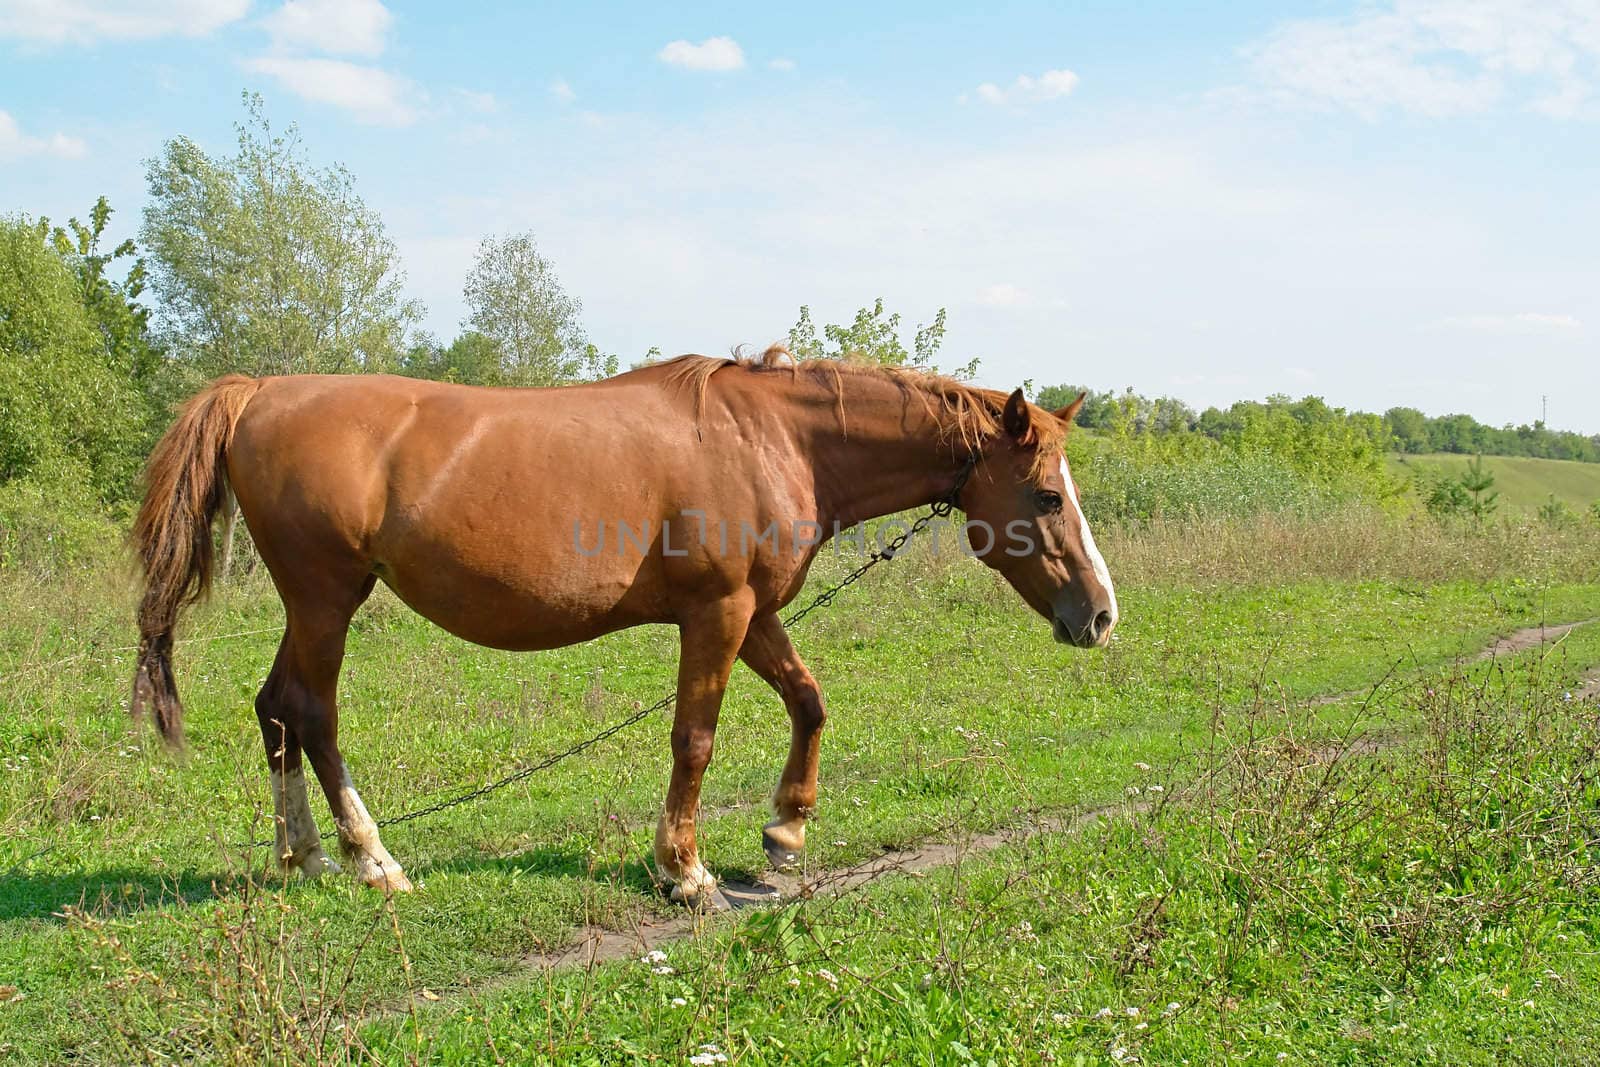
(298, 847, 341, 879)
(662, 862, 718, 908)
(277, 845, 341, 880)
(352, 854, 413, 894)
(363, 868, 414, 894)
(762, 826, 805, 872)
(671, 883, 731, 912)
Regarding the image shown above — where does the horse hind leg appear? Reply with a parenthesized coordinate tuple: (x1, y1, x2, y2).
(738, 614, 826, 872)
(275, 576, 411, 893)
(257, 636, 339, 877)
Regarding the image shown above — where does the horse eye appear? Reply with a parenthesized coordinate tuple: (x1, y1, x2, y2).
(1034, 490, 1063, 514)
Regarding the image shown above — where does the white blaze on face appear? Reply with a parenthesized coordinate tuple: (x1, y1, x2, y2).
(1060, 456, 1118, 623)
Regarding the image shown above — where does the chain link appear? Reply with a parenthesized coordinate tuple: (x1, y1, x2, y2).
(258, 454, 980, 848)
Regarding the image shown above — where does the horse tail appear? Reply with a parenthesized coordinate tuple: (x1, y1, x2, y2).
(130, 375, 262, 748)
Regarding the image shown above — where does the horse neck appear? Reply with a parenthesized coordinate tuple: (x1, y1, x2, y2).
(793, 377, 979, 530)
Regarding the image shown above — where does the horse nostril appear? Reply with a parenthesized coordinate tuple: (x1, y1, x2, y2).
(1091, 610, 1114, 640)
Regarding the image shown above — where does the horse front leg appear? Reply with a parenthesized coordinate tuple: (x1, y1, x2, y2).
(738, 613, 826, 871)
(655, 593, 754, 906)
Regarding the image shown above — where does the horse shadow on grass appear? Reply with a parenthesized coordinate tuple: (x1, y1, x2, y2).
(0, 840, 713, 925)
(0, 865, 236, 923)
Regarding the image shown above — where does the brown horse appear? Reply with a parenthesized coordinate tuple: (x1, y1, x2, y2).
(130, 347, 1117, 904)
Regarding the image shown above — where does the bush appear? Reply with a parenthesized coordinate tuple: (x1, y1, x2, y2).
(0, 476, 123, 574)
(1538, 494, 1579, 529)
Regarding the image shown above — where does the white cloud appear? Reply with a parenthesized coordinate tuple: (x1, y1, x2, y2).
(1249, 1, 1600, 119)
(978, 283, 1031, 307)
(243, 56, 418, 125)
(260, 0, 391, 57)
(1439, 311, 1583, 332)
(550, 78, 576, 103)
(972, 68, 1079, 106)
(0, 0, 248, 43)
(454, 87, 497, 113)
(0, 109, 86, 159)
(658, 35, 745, 72)
(768, 57, 796, 72)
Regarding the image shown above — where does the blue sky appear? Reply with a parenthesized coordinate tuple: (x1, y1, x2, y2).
(3, 0, 1597, 431)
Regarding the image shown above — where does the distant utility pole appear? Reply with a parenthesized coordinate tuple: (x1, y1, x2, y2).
(1542, 394, 1548, 425)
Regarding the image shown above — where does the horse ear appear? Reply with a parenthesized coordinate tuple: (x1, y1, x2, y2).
(1054, 392, 1087, 425)
(1002, 388, 1034, 443)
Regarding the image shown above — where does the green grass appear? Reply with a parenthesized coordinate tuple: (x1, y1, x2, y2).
(2, 516, 1600, 1063)
(1390, 452, 1600, 513)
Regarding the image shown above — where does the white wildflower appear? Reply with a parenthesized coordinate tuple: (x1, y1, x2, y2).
(641, 949, 668, 964)
(1094, 1006, 1114, 1019)
(816, 968, 838, 986)
(1146, 784, 1164, 794)
(1051, 1012, 1069, 1023)
(1163, 1002, 1181, 1016)
(671, 997, 687, 1007)
(1125, 1006, 1140, 1018)
(1133, 762, 1151, 772)
(1110, 1048, 1128, 1063)
(652, 965, 675, 975)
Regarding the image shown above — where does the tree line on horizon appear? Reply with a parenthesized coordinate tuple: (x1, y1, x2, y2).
(1032, 384, 1600, 465)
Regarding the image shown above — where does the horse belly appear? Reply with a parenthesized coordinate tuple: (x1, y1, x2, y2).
(373, 533, 670, 651)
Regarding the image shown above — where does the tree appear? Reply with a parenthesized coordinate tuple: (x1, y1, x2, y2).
(788, 299, 977, 378)
(462, 233, 615, 386)
(1383, 407, 1429, 453)
(396, 331, 503, 385)
(0, 210, 152, 501)
(1424, 474, 1470, 518)
(1459, 455, 1498, 523)
(141, 92, 421, 380)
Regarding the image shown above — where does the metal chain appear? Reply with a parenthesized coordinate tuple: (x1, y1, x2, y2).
(263, 454, 980, 847)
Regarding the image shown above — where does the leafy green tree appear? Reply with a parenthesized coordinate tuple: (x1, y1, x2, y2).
(788, 299, 977, 378)
(1383, 407, 1429, 453)
(0, 212, 151, 501)
(462, 233, 615, 386)
(1037, 385, 1117, 427)
(141, 92, 421, 380)
(396, 331, 503, 384)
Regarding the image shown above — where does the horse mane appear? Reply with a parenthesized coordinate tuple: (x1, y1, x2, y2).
(649, 344, 1069, 482)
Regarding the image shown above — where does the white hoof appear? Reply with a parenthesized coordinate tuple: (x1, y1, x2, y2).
(664, 863, 718, 907)
(351, 852, 413, 893)
(297, 847, 341, 879)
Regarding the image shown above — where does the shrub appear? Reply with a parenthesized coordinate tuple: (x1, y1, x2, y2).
(0, 476, 123, 574)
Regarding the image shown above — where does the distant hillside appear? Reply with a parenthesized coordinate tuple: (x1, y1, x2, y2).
(1390, 453, 1600, 513)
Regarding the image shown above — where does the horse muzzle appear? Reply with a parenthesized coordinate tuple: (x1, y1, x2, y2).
(1052, 607, 1116, 649)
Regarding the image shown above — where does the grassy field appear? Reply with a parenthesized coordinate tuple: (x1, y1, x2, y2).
(1390, 452, 1600, 513)
(3, 513, 1600, 1063)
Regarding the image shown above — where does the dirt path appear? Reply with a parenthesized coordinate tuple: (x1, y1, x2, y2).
(522, 807, 1116, 973)
(1476, 618, 1594, 659)
(1304, 617, 1597, 709)
(406, 617, 1599, 1003)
